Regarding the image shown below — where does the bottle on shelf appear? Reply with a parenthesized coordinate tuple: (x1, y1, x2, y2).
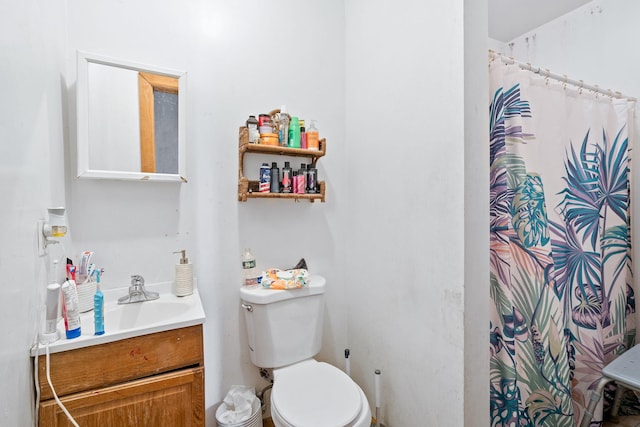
(307, 164, 318, 193)
(300, 120, 307, 149)
(281, 161, 293, 193)
(246, 115, 259, 143)
(289, 116, 301, 148)
(292, 171, 299, 194)
(307, 119, 319, 150)
(259, 163, 271, 193)
(270, 162, 280, 193)
(278, 106, 289, 146)
(297, 163, 307, 194)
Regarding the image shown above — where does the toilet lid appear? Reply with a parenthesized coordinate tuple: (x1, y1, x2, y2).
(272, 362, 361, 427)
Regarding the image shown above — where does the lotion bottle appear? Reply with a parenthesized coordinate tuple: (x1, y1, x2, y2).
(174, 250, 193, 296)
(307, 119, 319, 150)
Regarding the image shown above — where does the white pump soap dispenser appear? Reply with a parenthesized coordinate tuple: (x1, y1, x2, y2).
(173, 250, 193, 296)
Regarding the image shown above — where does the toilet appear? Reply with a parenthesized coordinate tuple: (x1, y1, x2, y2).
(240, 276, 371, 427)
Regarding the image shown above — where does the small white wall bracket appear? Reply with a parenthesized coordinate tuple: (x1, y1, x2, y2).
(37, 219, 47, 256)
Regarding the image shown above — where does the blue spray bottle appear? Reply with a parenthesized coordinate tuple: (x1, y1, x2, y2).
(93, 268, 104, 335)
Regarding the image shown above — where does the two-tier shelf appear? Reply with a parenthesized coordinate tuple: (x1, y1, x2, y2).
(237, 127, 326, 202)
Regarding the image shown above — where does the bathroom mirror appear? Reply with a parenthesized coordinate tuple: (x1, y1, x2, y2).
(76, 51, 187, 182)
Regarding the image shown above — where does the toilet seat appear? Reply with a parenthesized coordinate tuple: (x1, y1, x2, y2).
(272, 360, 363, 427)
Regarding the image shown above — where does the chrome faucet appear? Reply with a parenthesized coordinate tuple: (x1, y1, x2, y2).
(118, 275, 159, 304)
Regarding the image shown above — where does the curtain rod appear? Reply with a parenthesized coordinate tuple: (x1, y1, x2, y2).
(489, 50, 637, 102)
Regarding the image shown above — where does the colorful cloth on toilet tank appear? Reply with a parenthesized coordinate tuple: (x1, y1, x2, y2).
(260, 268, 309, 289)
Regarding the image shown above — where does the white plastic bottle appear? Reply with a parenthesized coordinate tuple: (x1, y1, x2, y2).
(242, 248, 258, 286)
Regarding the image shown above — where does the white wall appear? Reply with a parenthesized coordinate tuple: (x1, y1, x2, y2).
(505, 0, 640, 99)
(64, 0, 347, 422)
(0, 1, 490, 426)
(0, 0, 66, 424)
(345, 0, 487, 425)
(464, 0, 490, 424)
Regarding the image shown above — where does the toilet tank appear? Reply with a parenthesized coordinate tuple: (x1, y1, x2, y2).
(240, 276, 326, 368)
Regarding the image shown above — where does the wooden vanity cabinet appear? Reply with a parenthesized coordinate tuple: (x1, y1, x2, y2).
(37, 325, 204, 427)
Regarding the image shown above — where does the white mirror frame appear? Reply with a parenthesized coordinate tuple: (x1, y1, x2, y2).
(76, 51, 187, 182)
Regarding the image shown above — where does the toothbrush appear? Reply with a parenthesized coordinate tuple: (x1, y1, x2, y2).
(93, 268, 104, 335)
(87, 263, 96, 284)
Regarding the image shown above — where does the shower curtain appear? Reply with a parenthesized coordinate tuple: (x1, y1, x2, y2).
(489, 57, 636, 426)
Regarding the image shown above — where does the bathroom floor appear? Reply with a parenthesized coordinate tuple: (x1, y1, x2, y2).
(605, 416, 640, 427)
(262, 415, 640, 426)
(264, 416, 640, 426)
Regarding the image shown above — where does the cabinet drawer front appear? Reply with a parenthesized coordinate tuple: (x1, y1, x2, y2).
(40, 367, 205, 427)
(38, 325, 203, 400)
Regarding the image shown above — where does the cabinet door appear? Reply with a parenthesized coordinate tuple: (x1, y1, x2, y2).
(40, 367, 204, 427)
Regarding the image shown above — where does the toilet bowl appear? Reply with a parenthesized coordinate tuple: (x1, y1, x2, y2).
(269, 360, 371, 427)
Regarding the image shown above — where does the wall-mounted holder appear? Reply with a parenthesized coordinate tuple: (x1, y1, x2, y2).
(38, 207, 67, 256)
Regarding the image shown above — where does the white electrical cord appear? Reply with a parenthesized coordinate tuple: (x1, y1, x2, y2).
(45, 343, 80, 427)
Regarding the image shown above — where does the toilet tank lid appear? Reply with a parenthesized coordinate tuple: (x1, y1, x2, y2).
(240, 275, 326, 304)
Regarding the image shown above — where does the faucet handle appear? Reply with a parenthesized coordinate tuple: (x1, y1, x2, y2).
(131, 275, 145, 287)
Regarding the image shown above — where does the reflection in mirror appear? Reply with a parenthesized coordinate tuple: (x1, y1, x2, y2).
(77, 51, 187, 182)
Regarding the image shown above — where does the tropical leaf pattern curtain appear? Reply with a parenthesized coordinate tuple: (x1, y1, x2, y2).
(489, 58, 636, 426)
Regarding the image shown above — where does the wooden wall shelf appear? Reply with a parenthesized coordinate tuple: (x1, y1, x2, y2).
(238, 127, 327, 202)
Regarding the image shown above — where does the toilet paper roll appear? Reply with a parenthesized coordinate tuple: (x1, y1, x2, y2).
(175, 263, 193, 296)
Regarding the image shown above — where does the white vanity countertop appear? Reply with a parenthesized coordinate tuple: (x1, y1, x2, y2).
(30, 281, 205, 356)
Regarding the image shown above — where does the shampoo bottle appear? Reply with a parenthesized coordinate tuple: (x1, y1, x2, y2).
(93, 268, 104, 335)
(270, 162, 280, 193)
(174, 250, 193, 296)
(289, 116, 301, 148)
(307, 164, 318, 193)
(281, 161, 293, 193)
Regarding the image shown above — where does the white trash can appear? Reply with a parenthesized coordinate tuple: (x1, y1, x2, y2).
(215, 386, 263, 427)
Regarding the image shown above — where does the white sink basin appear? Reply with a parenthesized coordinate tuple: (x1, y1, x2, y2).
(32, 281, 205, 355)
(106, 300, 192, 330)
